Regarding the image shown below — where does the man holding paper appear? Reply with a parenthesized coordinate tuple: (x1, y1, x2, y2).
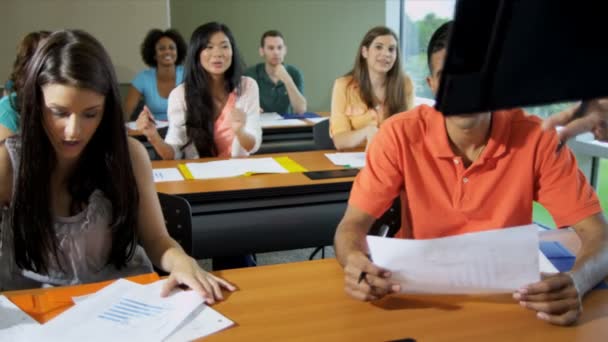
(334, 22, 608, 326)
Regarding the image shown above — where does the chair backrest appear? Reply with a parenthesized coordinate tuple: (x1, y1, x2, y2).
(368, 197, 401, 238)
(312, 119, 335, 150)
(158, 193, 193, 255)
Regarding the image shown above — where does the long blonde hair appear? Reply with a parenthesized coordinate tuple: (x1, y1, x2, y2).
(347, 26, 413, 116)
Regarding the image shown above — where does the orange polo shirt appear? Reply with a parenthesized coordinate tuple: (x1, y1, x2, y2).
(349, 105, 602, 239)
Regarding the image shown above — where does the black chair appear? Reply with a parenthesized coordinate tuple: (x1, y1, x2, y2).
(368, 197, 401, 238)
(158, 192, 193, 255)
(312, 119, 335, 150)
(309, 197, 401, 260)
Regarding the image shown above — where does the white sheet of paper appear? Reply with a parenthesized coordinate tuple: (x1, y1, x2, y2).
(0, 295, 40, 342)
(590, 139, 608, 148)
(325, 152, 366, 168)
(165, 304, 234, 341)
(153, 168, 184, 183)
(307, 117, 329, 124)
(125, 120, 169, 130)
(31, 279, 202, 342)
(185, 158, 288, 179)
(260, 112, 284, 121)
(261, 119, 308, 128)
(367, 225, 541, 294)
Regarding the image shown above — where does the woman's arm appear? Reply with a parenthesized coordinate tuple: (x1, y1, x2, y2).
(127, 138, 235, 302)
(232, 77, 262, 155)
(330, 78, 375, 150)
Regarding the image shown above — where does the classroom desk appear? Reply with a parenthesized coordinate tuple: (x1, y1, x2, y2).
(152, 149, 357, 259)
(258, 111, 330, 154)
(569, 138, 607, 188)
(203, 228, 607, 341)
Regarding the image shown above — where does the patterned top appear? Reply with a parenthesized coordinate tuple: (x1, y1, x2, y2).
(0, 136, 153, 291)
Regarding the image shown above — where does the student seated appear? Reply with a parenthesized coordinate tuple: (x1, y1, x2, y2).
(334, 22, 608, 326)
(0, 31, 50, 141)
(244, 30, 306, 114)
(125, 28, 187, 123)
(330, 26, 414, 150)
(142, 22, 261, 160)
(0, 30, 235, 303)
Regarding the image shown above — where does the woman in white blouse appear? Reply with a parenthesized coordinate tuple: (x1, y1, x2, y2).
(139, 22, 261, 159)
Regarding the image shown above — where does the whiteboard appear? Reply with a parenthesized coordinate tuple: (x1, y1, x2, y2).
(1, 0, 170, 83)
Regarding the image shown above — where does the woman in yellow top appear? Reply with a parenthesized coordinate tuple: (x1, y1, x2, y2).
(330, 26, 414, 150)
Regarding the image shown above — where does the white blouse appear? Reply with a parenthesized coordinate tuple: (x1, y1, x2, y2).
(164, 76, 262, 159)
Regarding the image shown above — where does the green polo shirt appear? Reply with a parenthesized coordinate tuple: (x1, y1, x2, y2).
(244, 63, 304, 114)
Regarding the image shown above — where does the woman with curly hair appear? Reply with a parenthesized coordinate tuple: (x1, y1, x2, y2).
(124, 28, 187, 123)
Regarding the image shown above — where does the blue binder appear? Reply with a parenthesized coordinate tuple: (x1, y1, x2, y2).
(539, 241, 608, 290)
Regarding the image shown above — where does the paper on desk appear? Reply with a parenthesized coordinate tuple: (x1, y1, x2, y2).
(325, 152, 366, 168)
(260, 112, 284, 121)
(165, 304, 234, 341)
(307, 117, 329, 124)
(261, 119, 308, 128)
(0, 295, 41, 341)
(153, 168, 184, 182)
(185, 158, 288, 179)
(367, 225, 541, 294)
(71, 281, 234, 341)
(125, 120, 169, 130)
(31, 279, 202, 342)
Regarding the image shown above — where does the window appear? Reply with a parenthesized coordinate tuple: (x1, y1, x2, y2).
(401, 0, 455, 100)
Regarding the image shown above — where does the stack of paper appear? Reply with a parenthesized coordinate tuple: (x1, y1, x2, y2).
(367, 225, 546, 294)
(26, 279, 233, 341)
(153, 168, 184, 182)
(185, 158, 288, 179)
(325, 152, 366, 168)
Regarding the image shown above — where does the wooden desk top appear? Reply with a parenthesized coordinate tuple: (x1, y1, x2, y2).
(3, 229, 605, 341)
(205, 229, 607, 341)
(153, 149, 358, 196)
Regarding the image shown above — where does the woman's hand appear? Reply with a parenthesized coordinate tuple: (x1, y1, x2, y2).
(160, 254, 237, 304)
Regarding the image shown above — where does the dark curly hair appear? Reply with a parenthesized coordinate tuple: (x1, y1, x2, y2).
(140, 28, 187, 68)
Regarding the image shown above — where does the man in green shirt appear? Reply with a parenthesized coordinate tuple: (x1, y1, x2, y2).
(245, 30, 307, 114)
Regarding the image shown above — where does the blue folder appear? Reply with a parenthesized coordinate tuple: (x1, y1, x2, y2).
(281, 112, 320, 119)
(539, 241, 608, 290)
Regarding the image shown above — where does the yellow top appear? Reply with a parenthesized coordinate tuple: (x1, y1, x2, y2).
(329, 75, 414, 137)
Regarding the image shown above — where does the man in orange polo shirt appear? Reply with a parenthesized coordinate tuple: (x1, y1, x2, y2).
(334, 22, 608, 326)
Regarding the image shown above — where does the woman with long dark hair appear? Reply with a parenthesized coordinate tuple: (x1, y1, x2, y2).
(0, 30, 235, 303)
(145, 22, 261, 160)
(330, 26, 414, 150)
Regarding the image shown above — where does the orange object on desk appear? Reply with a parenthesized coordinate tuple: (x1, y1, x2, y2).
(5, 273, 159, 323)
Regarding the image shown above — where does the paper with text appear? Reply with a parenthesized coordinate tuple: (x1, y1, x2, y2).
(31, 279, 202, 342)
(153, 168, 184, 182)
(185, 158, 288, 179)
(0, 295, 40, 341)
(367, 225, 541, 294)
(325, 152, 366, 168)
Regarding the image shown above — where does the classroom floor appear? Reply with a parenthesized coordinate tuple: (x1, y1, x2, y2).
(198, 247, 337, 271)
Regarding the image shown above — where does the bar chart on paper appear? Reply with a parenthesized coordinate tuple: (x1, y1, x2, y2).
(98, 298, 166, 325)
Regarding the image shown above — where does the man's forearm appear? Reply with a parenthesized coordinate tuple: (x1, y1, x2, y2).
(282, 76, 307, 114)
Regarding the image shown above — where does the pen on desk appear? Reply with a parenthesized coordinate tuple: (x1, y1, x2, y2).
(358, 224, 390, 284)
(556, 100, 590, 152)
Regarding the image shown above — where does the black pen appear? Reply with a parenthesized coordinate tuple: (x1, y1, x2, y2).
(358, 224, 390, 284)
(556, 100, 590, 152)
